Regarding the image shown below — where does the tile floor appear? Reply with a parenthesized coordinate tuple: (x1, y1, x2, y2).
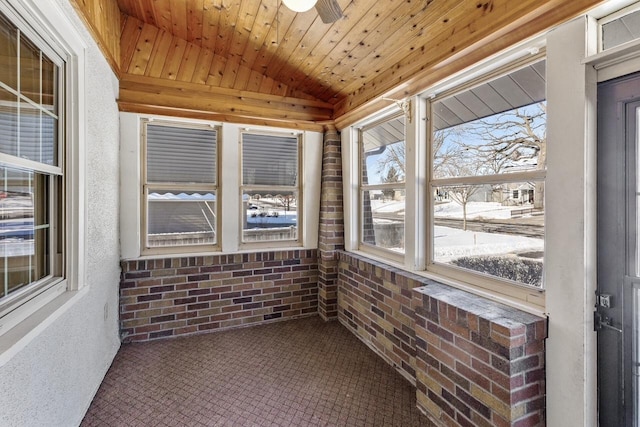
(81, 316, 432, 427)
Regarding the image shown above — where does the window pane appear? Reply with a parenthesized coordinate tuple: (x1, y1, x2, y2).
(41, 56, 56, 114)
(433, 61, 546, 179)
(1, 167, 50, 298)
(147, 190, 216, 247)
(20, 34, 40, 105)
(147, 124, 217, 184)
(361, 189, 405, 253)
(0, 13, 17, 91)
(242, 191, 297, 242)
(361, 116, 405, 185)
(0, 87, 18, 157)
(432, 182, 544, 287)
(242, 133, 298, 186)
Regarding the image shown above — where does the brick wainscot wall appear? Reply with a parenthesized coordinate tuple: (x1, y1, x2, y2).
(337, 251, 547, 427)
(120, 250, 318, 342)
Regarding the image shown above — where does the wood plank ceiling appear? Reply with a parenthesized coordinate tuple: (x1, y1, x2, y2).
(72, 0, 604, 130)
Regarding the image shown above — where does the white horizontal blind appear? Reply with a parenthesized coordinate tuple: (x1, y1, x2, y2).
(147, 124, 217, 184)
(242, 133, 298, 186)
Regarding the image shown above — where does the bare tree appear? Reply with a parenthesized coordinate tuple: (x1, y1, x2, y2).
(459, 103, 546, 208)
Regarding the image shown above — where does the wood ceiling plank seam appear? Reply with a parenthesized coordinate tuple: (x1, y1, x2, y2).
(214, 0, 242, 58)
(233, 63, 253, 90)
(224, 0, 262, 88)
(160, 37, 188, 80)
(261, 11, 319, 83)
(314, 0, 463, 100)
(128, 23, 160, 75)
(337, 0, 545, 101)
(71, 0, 122, 72)
(176, 42, 201, 81)
(333, 0, 603, 126)
(271, 81, 288, 97)
(191, 48, 215, 83)
(250, 7, 297, 78)
(145, 30, 174, 77)
(258, 75, 275, 94)
(226, 0, 261, 61)
(120, 16, 144, 73)
(140, 0, 156, 26)
(280, 0, 351, 75)
(120, 72, 334, 107)
(237, 2, 278, 75)
(132, 0, 149, 25)
(170, 0, 188, 41)
(219, 58, 241, 88)
(186, 0, 205, 44)
(153, 0, 173, 33)
(115, 0, 133, 16)
(246, 69, 263, 92)
(206, 53, 227, 86)
(294, 0, 419, 99)
(201, 0, 223, 51)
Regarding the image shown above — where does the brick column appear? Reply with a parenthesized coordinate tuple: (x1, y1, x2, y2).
(318, 125, 344, 320)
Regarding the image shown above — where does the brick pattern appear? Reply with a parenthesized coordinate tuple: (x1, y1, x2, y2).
(120, 250, 318, 342)
(318, 125, 344, 321)
(414, 284, 547, 427)
(82, 317, 432, 427)
(337, 251, 424, 383)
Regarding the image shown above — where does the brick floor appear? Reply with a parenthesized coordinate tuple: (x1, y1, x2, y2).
(81, 316, 432, 427)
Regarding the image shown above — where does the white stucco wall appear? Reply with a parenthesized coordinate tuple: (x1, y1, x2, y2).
(0, 1, 121, 426)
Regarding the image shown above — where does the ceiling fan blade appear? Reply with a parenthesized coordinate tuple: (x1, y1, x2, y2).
(315, 0, 343, 23)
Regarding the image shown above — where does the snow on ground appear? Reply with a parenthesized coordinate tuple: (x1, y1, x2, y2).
(433, 225, 543, 262)
(371, 200, 405, 215)
(370, 200, 528, 220)
(434, 201, 517, 220)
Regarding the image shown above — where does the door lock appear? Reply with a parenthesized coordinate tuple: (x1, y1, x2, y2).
(598, 293, 612, 308)
(594, 311, 623, 333)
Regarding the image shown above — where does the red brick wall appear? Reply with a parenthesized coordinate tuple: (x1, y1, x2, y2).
(414, 286, 546, 427)
(337, 251, 422, 383)
(120, 250, 318, 342)
(318, 126, 344, 320)
(337, 251, 547, 426)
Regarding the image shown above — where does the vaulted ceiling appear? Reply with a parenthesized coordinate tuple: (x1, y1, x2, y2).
(71, 0, 603, 130)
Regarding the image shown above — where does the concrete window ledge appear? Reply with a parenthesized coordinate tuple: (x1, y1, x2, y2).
(413, 284, 547, 427)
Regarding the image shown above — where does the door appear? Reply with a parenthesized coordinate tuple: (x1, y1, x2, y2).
(598, 73, 640, 427)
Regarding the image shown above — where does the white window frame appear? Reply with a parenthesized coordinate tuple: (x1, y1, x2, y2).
(121, 115, 322, 258)
(0, 0, 86, 339)
(141, 119, 221, 255)
(239, 129, 303, 249)
(356, 109, 406, 263)
(343, 39, 548, 313)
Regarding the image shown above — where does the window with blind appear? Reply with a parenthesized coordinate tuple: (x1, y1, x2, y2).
(0, 9, 64, 316)
(143, 121, 220, 251)
(241, 131, 301, 244)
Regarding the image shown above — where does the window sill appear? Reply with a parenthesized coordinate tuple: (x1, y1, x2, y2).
(123, 244, 316, 261)
(0, 287, 87, 367)
(343, 249, 546, 317)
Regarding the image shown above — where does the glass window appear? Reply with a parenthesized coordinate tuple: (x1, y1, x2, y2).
(241, 132, 300, 244)
(0, 9, 63, 310)
(429, 59, 546, 289)
(359, 113, 405, 254)
(144, 123, 219, 249)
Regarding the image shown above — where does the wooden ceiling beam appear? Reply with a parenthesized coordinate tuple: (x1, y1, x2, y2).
(118, 73, 333, 127)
